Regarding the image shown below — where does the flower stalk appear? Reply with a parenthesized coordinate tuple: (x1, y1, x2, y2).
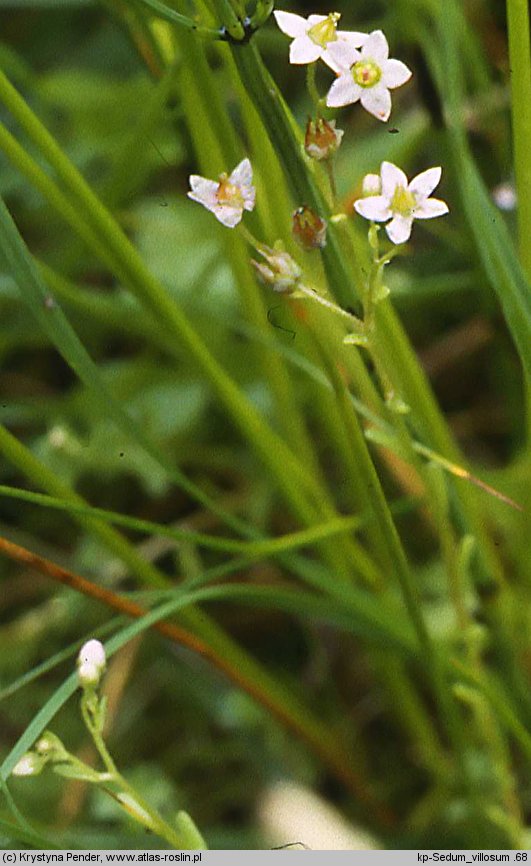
(13, 642, 207, 850)
(506, 0, 531, 280)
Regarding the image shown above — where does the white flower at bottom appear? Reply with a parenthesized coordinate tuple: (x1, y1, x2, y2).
(77, 639, 106, 686)
(354, 162, 449, 244)
(273, 10, 367, 71)
(188, 158, 255, 228)
(326, 30, 411, 121)
(11, 753, 42, 777)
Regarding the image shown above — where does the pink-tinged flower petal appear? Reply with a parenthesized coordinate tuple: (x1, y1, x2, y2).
(380, 162, 408, 198)
(243, 190, 256, 211)
(187, 176, 218, 208)
(326, 74, 361, 108)
(290, 35, 322, 64)
(360, 84, 392, 121)
(230, 157, 252, 188)
(386, 214, 413, 244)
(409, 166, 442, 200)
(325, 40, 360, 71)
(273, 10, 307, 38)
(361, 30, 389, 63)
(414, 198, 449, 219)
(215, 205, 244, 228)
(382, 58, 412, 89)
(337, 30, 369, 48)
(354, 195, 392, 222)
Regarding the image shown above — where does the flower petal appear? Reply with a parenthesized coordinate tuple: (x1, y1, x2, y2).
(361, 30, 389, 63)
(321, 51, 344, 74)
(337, 30, 369, 48)
(214, 205, 244, 228)
(354, 195, 391, 222)
(386, 214, 413, 244)
(326, 74, 361, 108)
(325, 40, 359, 72)
(382, 58, 412, 89)
(230, 157, 252, 187)
(380, 162, 408, 198)
(243, 189, 256, 211)
(360, 84, 392, 121)
(273, 10, 307, 38)
(187, 176, 219, 208)
(290, 35, 322, 64)
(307, 14, 328, 27)
(409, 166, 442, 200)
(414, 197, 449, 219)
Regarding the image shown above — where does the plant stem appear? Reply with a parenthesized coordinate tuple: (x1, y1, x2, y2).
(0, 71, 347, 534)
(131, 0, 223, 40)
(506, 0, 531, 279)
(306, 63, 322, 109)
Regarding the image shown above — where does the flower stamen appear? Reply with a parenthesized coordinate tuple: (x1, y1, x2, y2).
(217, 176, 244, 208)
(352, 60, 382, 88)
(390, 185, 416, 216)
(307, 12, 340, 48)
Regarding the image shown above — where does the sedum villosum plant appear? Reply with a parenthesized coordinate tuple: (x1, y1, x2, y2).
(2, 0, 531, 851)
(11, 642, 206, 850)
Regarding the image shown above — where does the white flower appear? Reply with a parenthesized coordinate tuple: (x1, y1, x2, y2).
(273, 10, 367, 71)
(77, 639, 106, 686)
(326, 30, 411, 121)
(354, 162, 449, 244)
(78, 639, 106, 670)
(11, 753, 42, 777)
(187, 158, 255, 228)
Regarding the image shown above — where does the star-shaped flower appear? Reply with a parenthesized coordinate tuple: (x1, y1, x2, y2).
(354, 161, 449, 244)
(273, 10, 367, 71)
(326, 30, 411, 121)
(188, 158, 256, 228)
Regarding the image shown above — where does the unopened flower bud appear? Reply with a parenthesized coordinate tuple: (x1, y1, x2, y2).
(361, 173, 381, 196)
(12, 752, 44, 777)
(77, 639, 106, 687)
(304, 117, 344, 161)
(292, 206, 327, 250)
(251, 245, 301, 294)
(78, 662, 102, 687)
(36, 732, 68, 761)
(492, 182, 516, 211)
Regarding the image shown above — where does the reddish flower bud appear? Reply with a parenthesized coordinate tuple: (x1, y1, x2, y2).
(304, 117, 343, 161)
(292, 206, 328, 250)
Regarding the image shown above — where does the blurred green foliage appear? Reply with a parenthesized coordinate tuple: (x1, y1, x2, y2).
(1, 0, 531, 851)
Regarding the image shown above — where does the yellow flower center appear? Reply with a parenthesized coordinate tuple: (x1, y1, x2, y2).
(352, 60, 382, 88)
(216, 174, 244, 208)
(390, 185, 416, 216)
(307, 13, 340, 48)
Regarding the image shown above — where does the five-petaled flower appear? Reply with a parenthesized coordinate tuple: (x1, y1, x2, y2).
(188, 158, 256, 228)
(274, 10, 367, 70)
(326, 30, 411, 121)
(354, 162, 449, 244)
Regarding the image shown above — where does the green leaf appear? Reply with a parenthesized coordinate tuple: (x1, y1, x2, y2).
(453, 142, 531, 380)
